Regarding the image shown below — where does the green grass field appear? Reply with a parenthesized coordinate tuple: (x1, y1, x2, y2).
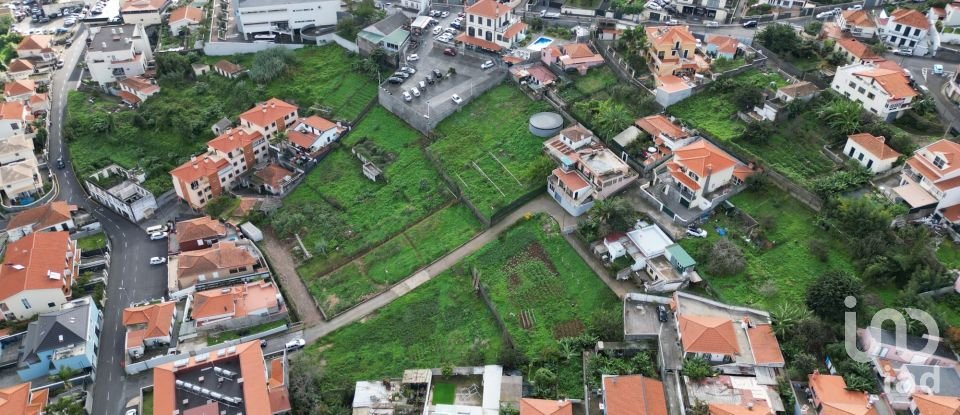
(679, 186, 856, 310)
(76, 233, 107, 251)
(432, 383, 456, 404)
(65, 45, 376, 194)
(305, 273, 505, 391)
(430, 85, 554, 220)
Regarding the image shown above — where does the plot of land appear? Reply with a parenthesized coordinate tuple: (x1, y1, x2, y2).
(430, 85, 554, 221)
(432, 383, 456, 405)
(679, 186, 856, 310)
(65, 45, 376, 194)
(305, 273, 504, 391)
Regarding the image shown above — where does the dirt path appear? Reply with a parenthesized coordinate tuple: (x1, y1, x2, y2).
(262, 229, 325, 325)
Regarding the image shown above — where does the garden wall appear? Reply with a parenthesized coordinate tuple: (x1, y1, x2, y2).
(203, 41, 304, 56)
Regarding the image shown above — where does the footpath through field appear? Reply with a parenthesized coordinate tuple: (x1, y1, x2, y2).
(301, 193, 635, 342)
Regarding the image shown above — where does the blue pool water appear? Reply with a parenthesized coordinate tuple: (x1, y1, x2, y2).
(527, 36, 555, 51)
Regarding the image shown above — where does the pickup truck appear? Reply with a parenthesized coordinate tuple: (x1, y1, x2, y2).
(539, 10, 561, 18)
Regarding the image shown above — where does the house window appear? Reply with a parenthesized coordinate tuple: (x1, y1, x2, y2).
(913, 28, 920, 36)
(867, 159, 873, 169)
(10, 123, 18, 130)
(867, 92, 875, 99)
(47, 302, 55, 308)
(934, 156, 947, 169)
(20, 298, 30, 309)
(469, 15, 473, 23)
(909, 40, 916, 47)
(858, 153, 864, 161)
(857, 87, 865, 94)
(848, 81, 856, 88)
(895, 24, 902, 31)
(848, 147, 855, 156)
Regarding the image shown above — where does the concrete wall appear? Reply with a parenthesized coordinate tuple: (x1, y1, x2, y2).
(312, 32, 359, 53)
(202, 41, 304, 56)
(123, 324, 287, 375)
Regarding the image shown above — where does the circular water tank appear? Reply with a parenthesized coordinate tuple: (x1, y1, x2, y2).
(529, 112, 563, 137)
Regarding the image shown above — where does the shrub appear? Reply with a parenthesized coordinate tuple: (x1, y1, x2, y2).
(683, 356, 715, 380)
(805, 271, 862, 321)
(704, 239, 746, 276)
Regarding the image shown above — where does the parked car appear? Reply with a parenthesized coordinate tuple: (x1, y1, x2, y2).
(933, 64, 945, 75)
(387, 76, 404, 84)
(418, 80, 426, 89)
(407, 53, 419, 61)
(450, 22, 462, 29)
(443, 47, 456, 56)
(657, 305, 668, 322)
(411, 87, 421, 97)
(645, 2, 663, 10)
(433, 26, 443, 35)
(847, 4, 862, 10)
(815, 10, 834, 19)
(894, 47, 913, 56)
(451, 94, 463, 104)
(433, 68, 443, 78)
(480, 60, 494, 69)
(425, 76, 435, 85)
(666, 19, 680, 25)
(742, 20, 758, 28)
(149, 231, 168, 240)
(146, 224, 168, 233)
(286, 338, 306, 350)
(458, 11, 464, 17)
(401, 66, 416, 74)
(686, 226, 707, 238)
(149, 257, 167, 265)
(402, 91, 412, 101)
(393, 71, 410, 78)
(444, 27, 457, 34)
(125, 408, 138, 415)
(705, 21, 719, 26)
(441, 10, 449, 17)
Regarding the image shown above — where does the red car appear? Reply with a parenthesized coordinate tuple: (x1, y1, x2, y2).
(443, 47, 457, 56)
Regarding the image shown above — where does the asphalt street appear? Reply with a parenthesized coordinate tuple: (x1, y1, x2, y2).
(45, 27, 169, 415)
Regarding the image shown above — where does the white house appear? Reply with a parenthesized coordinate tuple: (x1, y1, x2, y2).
(15, 35, 56, 63)
(288, 115, 343, 153)
(879, 8, 934, 56)
(4, 201, 77, 242)
(0, 101, 30, 139)
(120, 0, 169, 26)
(837, 10, 877, 39)
(844, 133, 901, 174)
(831, 61, 917, 121)
(654, 140, 753, 210)
(399, 0, 427, 12)
(457, 0, 527, 51)
(232, 0, 340, 40)
(238, 98, 299, 141)
(944, 3, 960, 26)
(85, 164, 158, 222)
(84, 24, 154, 87)
(168, 6, 203, 35)
(123, 301, 176, 358)
(895, 140, 960, 224)
(0, 232, 79, 321)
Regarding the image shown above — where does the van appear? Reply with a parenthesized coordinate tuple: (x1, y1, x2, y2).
(146, 224, 167, 234)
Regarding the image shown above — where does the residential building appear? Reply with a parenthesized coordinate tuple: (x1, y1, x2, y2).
(875, 363, 960, 409)
(170, 154, 231, 209)
(0, 382, 48, 414)
(709, 403, 773, 415)
(3, 79, 35, 103)
(239, 98, 298, 141)
(5, 201, 77, 242)
(704, 35, 740, 60)
(520, 398, 573, 415)
(0, 133, 42, 203)
(598, 223, 699, 292)
(85, 164, 158, 222)
(214, 60, 244, 78)
(17, 297, 101, 381)
(0, 101, 31, 139)
(120, 0, 169, 26)
(232, 0, 339, 40)
(84, 24, 154, 87)
(894, 139, 960, 222)
(357, 12, 411, 57)
(653, 140, 752, 210)
(207, 127, 268, 176)
(762, 0, 805, 8)
(353, 365, 515, 415)
(287, 115, 344, 155)
(509, 64, 557, 89)
(117, 75, 160, 106)
(543, 125, 638, 216)
(859, 326, 958, 367)
(168, 6, 204, 34)
(655, 74, 694, 107)
(949, 68, 960, 103)
(123, 301, 176, 358)
(456, 0, 527, 51)
(254, 163, 297, 195)
(16, 35, 55, 63)
(171, 240, 262, 293)
(838, 10, 877, 38)
(751, 81, 819, 122)
(775, 81, 819, 102)
(212, 117, 232, 135)
(0, 232, 79, 321)
(672, 0, 734, 22)
(541, 43, 605, 75)
(26, 93, 48, 116)
(944, 3, 960, 26)
(835, 37, 879, 63)
(912, 393, 960, 415)
(808, 371, 878, 415)
(189, 280, 285, 331)
(192, 62, 210, 77)
(636, 114, 697, 161)
(843, 133, 900, 174)
(673, 291, 785, 372)
(831, 61, 917, 121)
(646, 26, 704, 78)
(601, 375, 668, 415)
(173, 216, 228, 252)
(879, 8, 933, 56)
(6, 59, 34, 80)
(152, 340, 291, 415)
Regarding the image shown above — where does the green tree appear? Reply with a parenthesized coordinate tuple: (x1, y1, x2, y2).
(771, 302, 812, 337)
(805, 271, 862, 322)
(739, 121, 775, 144)
(869, 42, 888, 56)
(52, 366, 79, 389)
(0, 15, 13, 34)
(617, 25, 647, 54)
(682, 356, 715, 381)
(532, 367, 557, 397)
(830, 197, 891, 237)
(593, 100, 632, 139)
(817, 99, 862, 135)
(803, 21, 822, 36)
(756, 24, 801, 54)
(248, 47, 295, 83)
(45, 396, 84, 415)
(589, 308, 624, 341)
(204, 196, 235, 219)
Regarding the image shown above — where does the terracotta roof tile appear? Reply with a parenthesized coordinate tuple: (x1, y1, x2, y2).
(553, 168, 590, 191)
(0, 101, 25, 120)
(207, 128, 263, 154)
(837, 37, 877, 60)
(123, 301, 176, 348)
(0, 382, 47, 415)
(240, 98, 298, 129)
(848, 133, 900, 160)
(7, 201, 77, 231)
(503, 21, 528, 39)
(176, 216, 226, 243)
(214, 59, 243, 75)
(678, 314, 739, 355)
(563, 43, 595, 59)
(853, 67, 917, 99)
(7, 59, 33, 73)
(706, 35, 740, 54)
(254, 164, 293, 190)
(912, 393, 960, 415)
(118, 90, 141, 105)
(808, 373, 878, 415)
(646, 26, 696, 48)
(169, 6, 203, 23)
(521, 398, 574, 415)
(841, 9, 876, 27)
(4, 79, 34, 98)
(118, 76, 160, 95)
(466, 0, 512, 18)
(636, 115, 687, 140)
(673, 140, 740, 178)
(170, 155, 229, 184)
(191, 280, 280, 320)
(16, 35, 52, 52)
(0, 232, 75, 302)
(300, 115, 338, 132)
(177, 241, 257, 282)
(891, 8, 931, 29)
(746, 324, 784, 365)
(602, 375, 668, 415)
(455, 33, 502, 51)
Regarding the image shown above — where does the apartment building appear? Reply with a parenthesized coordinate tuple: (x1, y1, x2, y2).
(0, 232, 79, 321)
(894, 139, 960, 223)
(85, 164, 158, 223)
(170, 155, 231, 210)
(645, 26, 706, 78)
(84, 24, 154, 87)
(232, 0, 339, 40)
(879, 8, 933, 56)
(238, 98, 298, 141)
(120, 0, 169, 26)
(456, 0, 527, 51)
(831, 61, 917, 121)
(207, 128, 268, 177)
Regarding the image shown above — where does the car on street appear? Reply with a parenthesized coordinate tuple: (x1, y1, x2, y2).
(286, 338, 306, 350)
(816, 10, 834, 19)
(894, 47, 913, 56)
(451, 94, 463, 104)
(742, 20, 758, 28)
(443, 47, 456, 56)
(433, 26, 442, 34)
(149, 231, 168, 240)
(149, 257, 167, 265)
(934, 64, 945, 75)
(407, 53, 419, 61)
(645, 2, 663, 10)
(401, 66, 416, 74)
(481, 60, 494, 69)
(441, 10, 448, 17)
(705, 21, 719, 26)
(847, 4, 862, 10)
(55, 59, 64, 69)
(146, 224, 167, 233)
(458, 12, 464, 17)
(393, 71, 409, 78)
(125, 408, 137, 415)
(666, 19, 680, 25)
(386, 76, 404, 84)
(433, 68, 443, 78)
(657, 305, 668, 322)
(402, 91, 412, 101)
(56, 157, 64, 169)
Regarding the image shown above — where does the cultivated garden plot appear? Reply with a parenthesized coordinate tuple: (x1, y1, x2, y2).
(429, 85, 555, 221)
(65, 45, 377, 194)
(305, 273, 504, 391)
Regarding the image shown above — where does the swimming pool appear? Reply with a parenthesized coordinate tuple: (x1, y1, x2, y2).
(526, 36, 555, 51)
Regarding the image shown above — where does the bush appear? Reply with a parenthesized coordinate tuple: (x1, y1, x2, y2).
(248, 47, 295, 84)
(805, 271, 862, 321)
(682, 356, 715, 380)
(704, 239, 746, 276)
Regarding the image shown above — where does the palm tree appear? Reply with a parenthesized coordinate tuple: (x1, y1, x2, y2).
(770, 302, 811, 337)
(817, 99, 862, 135)
(52, 366, 79, 390)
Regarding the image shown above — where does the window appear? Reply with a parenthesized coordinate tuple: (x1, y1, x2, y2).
(934, 156, 947, 169)
(47, 302, 55, 308)
(867, 92, 875, 99)
(857, 87, 865, 94)
(849, 81, 856, 88)
(913, 28, 920, 36)
(909, 40, 916, 47)
(196, 191, 202, 197)
(858, 153, 864, 161)
(848, 147, 855, 156)
(20, 298, 30, 309)
(469, 15, 473, 22)
(895, 24, 902, 31)
(867, 159, 873, 169)
(10, 123, 18, 130)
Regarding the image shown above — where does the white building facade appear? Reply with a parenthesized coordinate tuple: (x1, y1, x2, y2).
(831, 62, 917, 121)
(84, 24, 154, 87)
(232, 0, 339, 40)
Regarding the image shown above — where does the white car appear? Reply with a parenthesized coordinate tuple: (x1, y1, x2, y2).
(407, 53, 419, 61)
(402, 91, 412, 101)
(149, 231, 168, 240)
(285, 338, 306, 349)
(481, 60, 494, 69)
(645, 2, 663, 10)
(433, 26, 443, 35)
(451, 94, 463, 104)
(401, 66, 416, 74)
(440, 10, 449, 17)
(419, 80, 426, 89)
(934, 64, 945, 75)
(847, 4, 862, 10)
(412, 87, 421, 97)
(705, 21, 719, 27)
(125, 409, 137, 415)
(146, 224, 167, 234)
(149, 257, 167, 265)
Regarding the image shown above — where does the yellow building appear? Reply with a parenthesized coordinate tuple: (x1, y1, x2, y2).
(645, 26, 705, 78)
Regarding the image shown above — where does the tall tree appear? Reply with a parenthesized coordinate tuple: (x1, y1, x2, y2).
(805, 271, 863, 322)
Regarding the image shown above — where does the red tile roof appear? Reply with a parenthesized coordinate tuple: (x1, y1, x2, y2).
(563, 43, 595, 59)
(709, 403, 773, 415)
(847, 133, 900, 160)
(287, 129, 319, 149)
(678, 314, 739, 355)
(170, 155, 229, 184)
(706, 35, 740, 55)
(837, 37, 877, 60)
(746, 324, 785, 365)
(7, 59, 33, 73)
(300, 115, 338, 132)
(891, 8, 931, 29)
(207, 128, 263, 154)
(941, 205, 960, 223)
(3, 79, 34, 98)
(527, 65, 557, 84)
(841, 9, 876, 27)
(191, 280, 280, 320)
(520, 398, 574, 415)
(240, 98, 298, 129)
(119, 76, 160, 95)
(808, 373, 878, 415)
(553, 168, 591, 191)
(0, 382, 48, 415)
(853, 67, 917, 99)
(646, 26, 696, 48)
(0, 232, 74, 302)
(603, 375, 668, 415)
(673, 140, 739, 178)
(503, 21, 528, 38)
(214, 59, 243, 75)
(912, 393, 960, 415)
(16, 35, 52, 52)
(7, 201, 77, 231)
(169, 6, 203, 24)
(121, 0, 167, 12)
(636, 115, 687, 140)
(455, 33, 502, 51)
(176, 216, 226, 243)
(177, 241, 257, 281)
(255, 164, 293, 190)
(466, 0, 512, 18)
(118, 90, 141, 105)
(123, 301, 176, 348)
(0, 101, 25, 120)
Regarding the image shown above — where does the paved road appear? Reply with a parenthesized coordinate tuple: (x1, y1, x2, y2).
(45, 27, 169, 415)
